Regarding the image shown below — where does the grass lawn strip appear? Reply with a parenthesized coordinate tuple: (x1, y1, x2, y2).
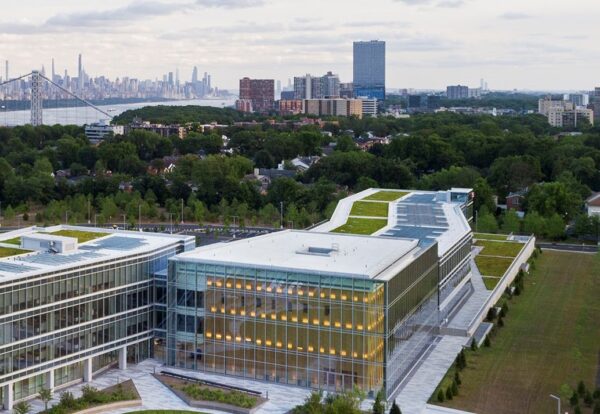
(474, 240, 524, 258)
(49, 230, 107, 243)
(332, 218, 388, 235)
(362, 190, 409, 202)
(0, 246, 31, 258)
(473, 233, 509, 241)
(432, 251, 600, 414)
(474, 256, 515, 277)
(349, 201, 389, 218)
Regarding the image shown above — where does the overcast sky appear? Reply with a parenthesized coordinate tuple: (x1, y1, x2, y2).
(0, 0, 598, 91)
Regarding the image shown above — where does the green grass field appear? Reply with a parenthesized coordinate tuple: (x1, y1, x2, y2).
(434, 251, 600, 414)
(475, 256, 515, 277)
(50, 230, 107, 243)
(349, 201, 389, 217)
(332, 218, 388, 235)
(474, 233, 509, 241)
(362, 190, 409, 202)
(0, 246, 30, 258)
(475, 240, 524, 257)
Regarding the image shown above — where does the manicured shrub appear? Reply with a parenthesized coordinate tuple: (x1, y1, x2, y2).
(486, 307, 496, 321)
(578, 381, 587, 397)
(470, 338, 478, 351)
(437, 389, 445, 402)
(182, 384, 257, 409)
(484, 336, 491, 347)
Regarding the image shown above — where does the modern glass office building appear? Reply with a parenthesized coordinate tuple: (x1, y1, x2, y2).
(167, 231, 441, 399)
(166, 188, 474, 400)
(0, 226, 194, 410)
(353, 40, 386, 100)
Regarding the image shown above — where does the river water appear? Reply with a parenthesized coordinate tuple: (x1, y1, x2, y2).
(0, 98, 237, 126)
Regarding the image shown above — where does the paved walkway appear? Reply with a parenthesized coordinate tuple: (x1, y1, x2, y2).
(447, 256, 490, 331)
(395, 336, 468, 414)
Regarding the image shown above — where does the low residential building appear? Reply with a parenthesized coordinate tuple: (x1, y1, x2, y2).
(84, 121, 124, 143)
(360, 99, 378, 117)
(304, 98, 363, 118)
(506, 188, 528, 211)
(586, 193, 600, 216)
(278, 100, 304, 116)
(547, 107, 594, 128)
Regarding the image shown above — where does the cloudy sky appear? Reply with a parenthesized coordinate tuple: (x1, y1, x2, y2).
(0, 0, 598, 91)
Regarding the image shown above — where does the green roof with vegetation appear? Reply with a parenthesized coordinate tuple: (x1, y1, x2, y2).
(362, 190, 409, 202)
(349, 201, 389, 217)
(49, 230, 107, 243)
(0, 246, 30, 258)
(332, 218, 388, 235)
(474, 240, 524, 258)
(473, 233, 509, 241)
(432, 251, 600, 414)
(1, 237, 21, 245)
(475, 256, 515, 278)
(482, 276, 501, 290)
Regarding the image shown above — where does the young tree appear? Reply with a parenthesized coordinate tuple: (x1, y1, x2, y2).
(389, 400, 402, 414)
(484, 336, 491, 347)
(470, 338, 478, 351)
(13, 401, 31, 414)
(477, 211, 498, 234)
(451, 381, 459, 396)
(373, 389, 385, 414)
(501, 209, 521, 234)
(578, 380, 587, 397)
(454, 370, 462, 386)
(570, 391, 579, 407)
(39, 387, 53, 412)
(437, 389, 445, 403)
(445, 387, 453, 400)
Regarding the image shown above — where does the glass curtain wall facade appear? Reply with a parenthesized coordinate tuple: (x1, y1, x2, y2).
(166, 242, 439, 398)
(0, 243, 185, 408)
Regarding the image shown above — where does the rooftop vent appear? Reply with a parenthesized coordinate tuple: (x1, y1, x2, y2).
(297, 244, 340, 257)
(21, 234, 78, 254)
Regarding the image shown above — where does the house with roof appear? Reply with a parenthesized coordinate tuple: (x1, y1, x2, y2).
(506, 188, 528, 211)
(586, 193, 600, 216)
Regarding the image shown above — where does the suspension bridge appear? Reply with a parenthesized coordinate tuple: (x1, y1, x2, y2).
(0, 70, 114, 126)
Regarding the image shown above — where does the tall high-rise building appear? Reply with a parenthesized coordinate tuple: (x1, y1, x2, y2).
(78, 53, 83, 90)
(294, 72, 340, 100)
(192, 66, 198, 84)
(353, 40, 385, 100)
(237, 77, 274, 113)
(446, 85, 469, 100)
(51, 58, 55, 82)
(321, 71, 340, 97)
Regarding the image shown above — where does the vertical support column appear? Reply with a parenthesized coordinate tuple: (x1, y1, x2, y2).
(83, 358, 93, 383)
(2, 383, 13, 411)
(118, 346, 127, 370)
(45, 370, 55, 392)
(30, 70, 43, 126)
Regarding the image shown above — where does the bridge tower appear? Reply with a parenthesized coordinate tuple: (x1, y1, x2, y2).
(30, 70, 43, 126)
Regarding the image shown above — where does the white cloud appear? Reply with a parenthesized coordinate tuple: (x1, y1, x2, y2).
(499, 12, 532, 20)
(195, 0, 265, 8)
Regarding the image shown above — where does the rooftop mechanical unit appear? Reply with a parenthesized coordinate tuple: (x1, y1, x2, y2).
(20, 233, 78, 254)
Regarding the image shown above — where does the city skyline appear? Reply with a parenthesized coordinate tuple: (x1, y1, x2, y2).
(0, 0, 599, 91)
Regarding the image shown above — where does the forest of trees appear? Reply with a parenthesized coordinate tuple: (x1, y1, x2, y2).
(0, 106, 598, 240)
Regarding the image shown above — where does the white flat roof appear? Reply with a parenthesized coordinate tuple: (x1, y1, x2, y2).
(311, 188, 472, 257)
(173, 230, 421, 280)
(0, 225, 194, 283)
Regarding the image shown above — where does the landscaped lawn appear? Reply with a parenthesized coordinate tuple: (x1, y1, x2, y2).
(482, 276, 501, 290)
(474, 240, 524, 257)
(362, 190, 409, 202)
(349, 201, 389, 217)
(475, 256, 515, 277)
(0, 246, 30, 258)
(433, 251, 600, 414)
(474, 233, 508, 241)
(332, 218, 388, 235)
(50, 230, 107, 243)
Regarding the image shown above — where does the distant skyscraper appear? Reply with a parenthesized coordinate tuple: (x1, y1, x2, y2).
(78, 53, 83, 90)
(5, 60, 8, 81)
(168, 72, 174, 86)
(446, 85, 469, 100)
(192, 66, 198, 83)
(321, 71, 340, 97)
(353, 40, 385, 100)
